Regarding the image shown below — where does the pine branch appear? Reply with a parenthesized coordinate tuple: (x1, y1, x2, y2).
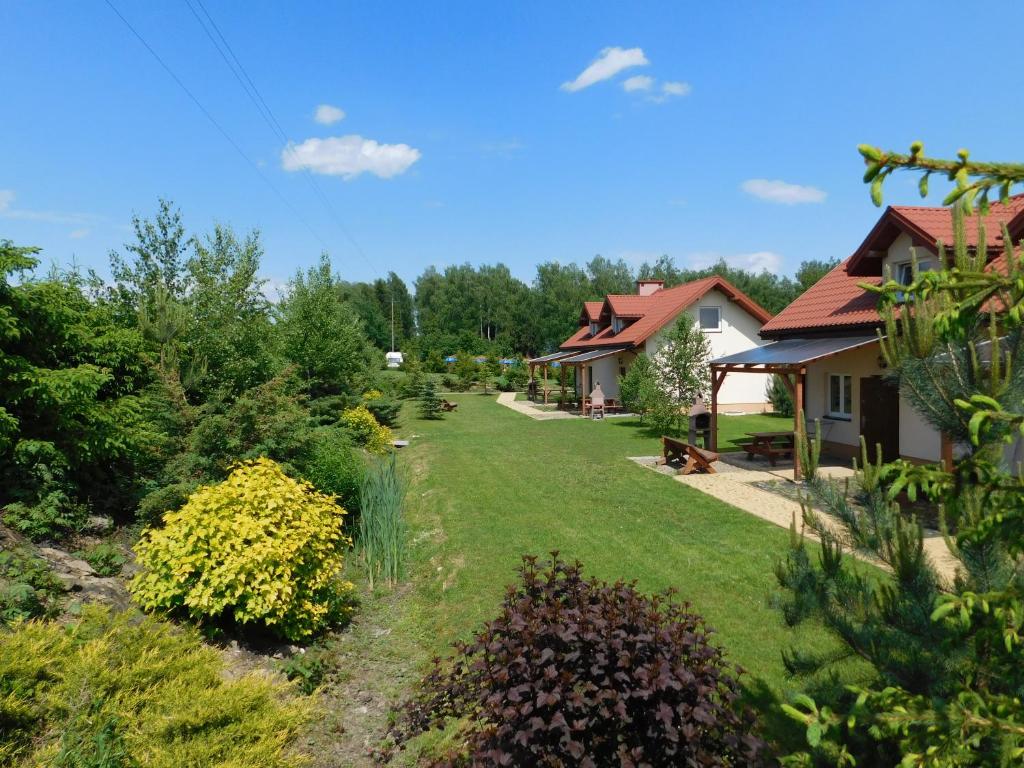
(859, 142, 1024, 212)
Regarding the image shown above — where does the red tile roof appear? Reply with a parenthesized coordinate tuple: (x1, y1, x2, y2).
(561, 276, 772, 350)
(582, 301, 603, 323)
(760, 260, 882, 337)
(763, 195, 1024, 338)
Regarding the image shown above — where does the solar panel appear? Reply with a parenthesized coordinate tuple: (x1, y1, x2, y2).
(559, 346, 632, 364)
(709, 335, 879, 367)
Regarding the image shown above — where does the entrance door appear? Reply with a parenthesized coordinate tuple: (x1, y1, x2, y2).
(860, 376, 899, 462)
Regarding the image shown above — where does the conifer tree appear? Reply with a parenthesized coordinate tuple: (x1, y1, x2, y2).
(417, 380, 444, 420)
(777, 145, 1024, 765)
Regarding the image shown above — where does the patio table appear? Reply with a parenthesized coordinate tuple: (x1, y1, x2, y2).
(741, 431, 795, 466)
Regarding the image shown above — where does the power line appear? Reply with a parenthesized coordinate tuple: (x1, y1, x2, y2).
(183, 0, 383, 277)
(103, 0, 332, 253)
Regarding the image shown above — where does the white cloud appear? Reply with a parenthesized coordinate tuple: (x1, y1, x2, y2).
(690, 250, 784, 274)
(260, 276, 288, 303)
(314, 104, 346, 125)
(622, 75, 653, 92)
(741, 179, 827, 205)
(282, 135, 421, 180)
(661, 80, 691, 97)
(479, 138, 524, 155)
(69, 228, 90, 239)
(0, 189, 96, 224)
(561, 46, 649, 92)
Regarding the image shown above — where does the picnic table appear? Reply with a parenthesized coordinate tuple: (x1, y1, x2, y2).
(740, 431, 795, 466)
(582, 397, 624, 416)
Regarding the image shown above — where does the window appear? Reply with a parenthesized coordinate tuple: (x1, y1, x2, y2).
(896, 260, 931, 284)
(698, 306, 721, 332)
(828, 374, 853, 419)
(611, 315, 624, 334)
(589, 322, 599, 336)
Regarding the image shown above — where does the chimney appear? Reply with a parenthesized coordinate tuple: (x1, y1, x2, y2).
(636, 279, 664, 296)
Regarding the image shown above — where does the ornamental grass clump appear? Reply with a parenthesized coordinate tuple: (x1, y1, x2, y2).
(389, 553, 769, 767)
(131, 457, 354, 642)
(358, 453, 407, 590)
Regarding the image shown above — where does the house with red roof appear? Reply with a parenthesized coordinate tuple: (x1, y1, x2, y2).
(534, 276, 774, 412)
(711, 194, 1024, 467)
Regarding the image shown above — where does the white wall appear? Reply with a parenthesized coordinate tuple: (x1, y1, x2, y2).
(804, 341, 940, 461)
(589, 355, 622, 398)
(882, 233, 937, 279)
(645, 289, 771, 409)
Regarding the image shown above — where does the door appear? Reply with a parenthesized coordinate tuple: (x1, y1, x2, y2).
(860, 376, 899, 462)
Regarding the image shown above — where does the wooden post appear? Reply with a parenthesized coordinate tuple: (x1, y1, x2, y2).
(560, 364, 567, 406)
(941, 432, 954, 470)
(710, 367, 723, 451)
(794, 370, 805, 480)
(542, 363, 548, 404)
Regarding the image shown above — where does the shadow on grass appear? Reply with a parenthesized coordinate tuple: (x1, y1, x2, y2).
(742, 676, 808, 757)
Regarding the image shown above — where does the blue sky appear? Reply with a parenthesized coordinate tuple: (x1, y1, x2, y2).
(2, 1, 1022, 290)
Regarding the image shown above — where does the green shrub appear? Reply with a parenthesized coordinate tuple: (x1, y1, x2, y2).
(359, 453, 407, 590)
(0, 545, 64, 625)
(340, 405, 393, 455)
(131, 457, 355, 641)
(2, 490, 87, 542)
(0, 606, 309, 767)
(279, 643, 332, 695)
(767, 374, 794, 417)
(400, 369, 426, 400)
(301, 427, 366, 515)
(363, 397, 401, 428)
(74, 541, 127, 577)
(504, 364, 528, 391)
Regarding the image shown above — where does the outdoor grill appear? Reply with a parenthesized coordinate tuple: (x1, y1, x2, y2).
(688, 398, 712, 448)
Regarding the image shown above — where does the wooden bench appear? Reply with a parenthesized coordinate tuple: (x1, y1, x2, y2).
(441, 399, 458, 412)
(659, 435, 720, 475)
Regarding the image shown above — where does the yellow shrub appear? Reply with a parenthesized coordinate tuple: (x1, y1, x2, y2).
(0, 606, 309, 767)
(340, 405, 393, 455)
(131, 457, 354, 641)
(361, 389, 384, 401)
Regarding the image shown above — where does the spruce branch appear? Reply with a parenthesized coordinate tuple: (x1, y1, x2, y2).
(859, 142, 1024, 212)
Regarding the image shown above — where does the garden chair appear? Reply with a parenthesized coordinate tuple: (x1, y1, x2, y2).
(589, 383, 606, 420)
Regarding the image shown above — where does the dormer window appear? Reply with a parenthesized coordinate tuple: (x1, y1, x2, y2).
(895, 260, 932, 301)
(589, 322, 599, 336)
(611, 315, 625, 334)
(896, 260, 932, 285)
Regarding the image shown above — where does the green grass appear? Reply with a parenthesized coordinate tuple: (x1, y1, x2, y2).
(309, 394, 862, 761)
(384, 395, 850, 736)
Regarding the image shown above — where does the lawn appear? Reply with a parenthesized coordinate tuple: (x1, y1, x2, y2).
(397, 395, 824, 679)
(315, 394, 848, 763)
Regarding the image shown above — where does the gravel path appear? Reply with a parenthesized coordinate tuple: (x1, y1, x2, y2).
(496, 391, 578, 420)
(629, 456, 959, 582)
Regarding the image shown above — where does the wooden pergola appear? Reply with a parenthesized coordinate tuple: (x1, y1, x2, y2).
(526, 351, 573, 404)
(709, 335, 880, 478)
(528, 346, 632, 409)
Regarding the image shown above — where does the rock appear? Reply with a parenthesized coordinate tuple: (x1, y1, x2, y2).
(84, 515, 114, 534)
(37, 547, 96, 577)
(34, 545, 130, 610)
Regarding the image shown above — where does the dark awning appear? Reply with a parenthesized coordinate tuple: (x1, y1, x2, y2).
(528, 351, 574, 364)
(559, 346, 632, 364)
(710, 335, 879, 369)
